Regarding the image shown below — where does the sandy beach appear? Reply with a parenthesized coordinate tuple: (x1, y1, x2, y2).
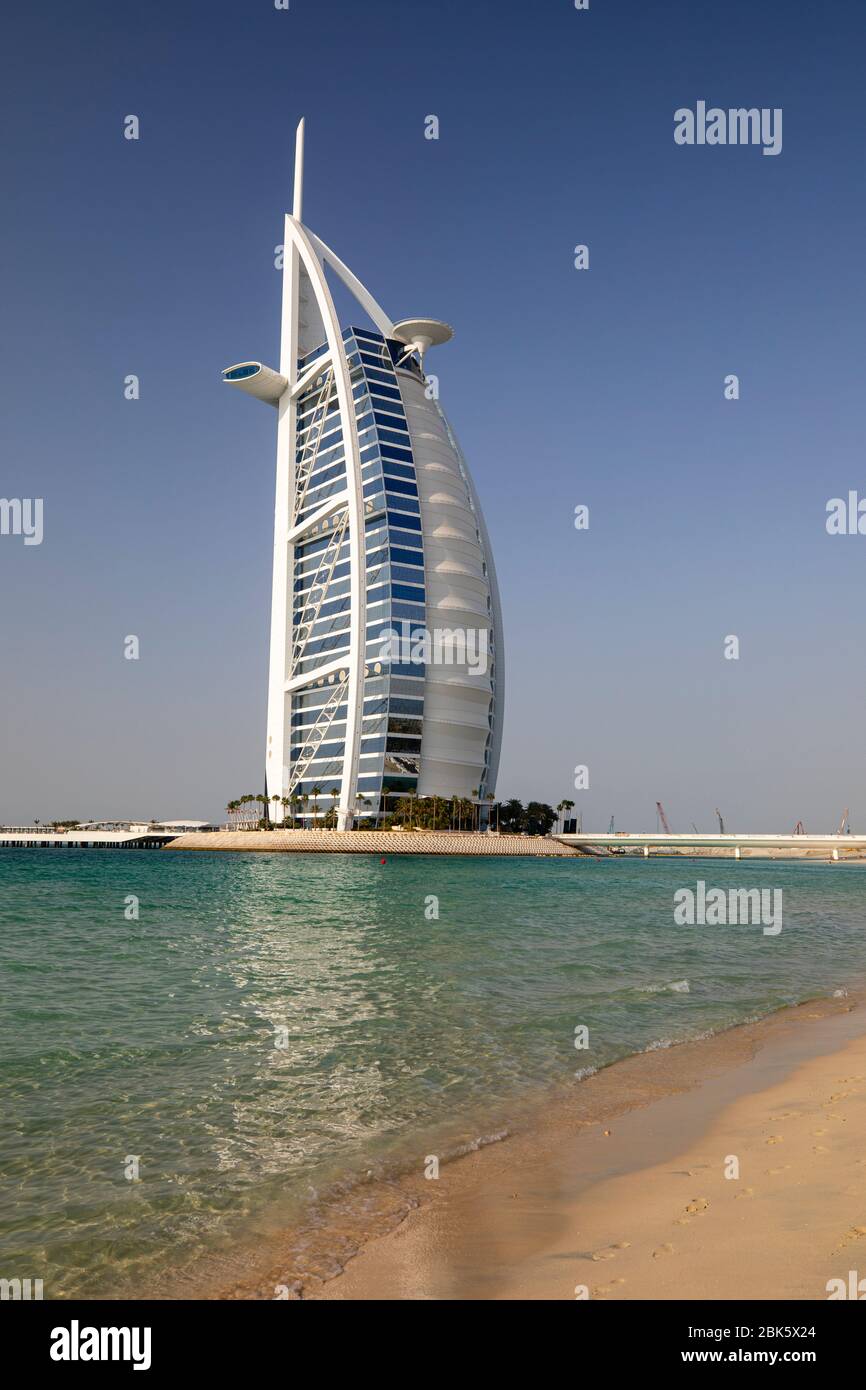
(299, 996, 866, 1301)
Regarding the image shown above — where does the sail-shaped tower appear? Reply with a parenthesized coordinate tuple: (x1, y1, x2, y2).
(223, 120, 504, 827)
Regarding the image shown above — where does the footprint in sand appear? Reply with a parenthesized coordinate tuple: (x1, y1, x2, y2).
(590, 1242, 631, 1262)
(766, 1136, 784, 1145)
(735, 1187, 754, 1199)
(813, 1145, 829, 1154)
(684, 1197, 709, 1215)
(653, 1243, 675, 1258)
(812, 1129, 828, 1136)
(833, 1226, 866, 1253)
(593, 1278, 626, 1296)
(766, 1165, 791, 1175)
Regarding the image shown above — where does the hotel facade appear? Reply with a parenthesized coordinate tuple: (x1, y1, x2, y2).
(223, 122, 504, 827)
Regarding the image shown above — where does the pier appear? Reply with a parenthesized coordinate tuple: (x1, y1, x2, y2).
(0, 820, 213, 850)
(555, 832, 866, 859)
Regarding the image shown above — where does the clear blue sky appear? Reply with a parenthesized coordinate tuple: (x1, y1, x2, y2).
(2, 0, 865, 831)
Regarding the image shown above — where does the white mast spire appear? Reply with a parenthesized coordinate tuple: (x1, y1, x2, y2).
(292, 117, 305, 222)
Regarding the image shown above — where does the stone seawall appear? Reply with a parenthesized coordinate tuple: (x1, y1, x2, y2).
(164, 830, 584, 856)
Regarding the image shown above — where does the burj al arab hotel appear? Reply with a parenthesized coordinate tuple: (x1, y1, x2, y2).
(223, 121, 504, 828)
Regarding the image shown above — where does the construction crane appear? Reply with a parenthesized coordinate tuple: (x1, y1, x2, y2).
(715, 808, 725, 835)
(656, 801, 672, 834)
(608, 815, 615, 834)
(837, 808, 849, 836)
(793, 820, 806, 835)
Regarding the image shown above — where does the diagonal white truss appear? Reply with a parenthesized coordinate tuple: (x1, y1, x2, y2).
(286, 673, 349, 797)
(290, 506, 349, 674)
(293, 366, 336, 523)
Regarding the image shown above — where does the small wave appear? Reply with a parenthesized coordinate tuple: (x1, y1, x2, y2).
(573, 1065, 598, 1082)
(447, 1128, 510, 1159)
(639, 979, 690, 994)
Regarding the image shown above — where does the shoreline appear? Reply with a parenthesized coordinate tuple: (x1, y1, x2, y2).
(164, 829, 866, 859)
(309, 993, 866, 1301)
(157, 990, 865, 1301)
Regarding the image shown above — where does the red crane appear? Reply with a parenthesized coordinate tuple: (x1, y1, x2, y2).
(656, 801, 672, 834)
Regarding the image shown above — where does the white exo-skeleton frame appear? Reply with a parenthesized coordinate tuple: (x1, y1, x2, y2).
(224, 120, 401, 828)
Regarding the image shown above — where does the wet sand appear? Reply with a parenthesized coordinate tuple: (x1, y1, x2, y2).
(306, 995, 866, 1301)
(178, 992, 866, 1300)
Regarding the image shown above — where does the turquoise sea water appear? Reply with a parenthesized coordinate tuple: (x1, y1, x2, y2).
(1, 848, 865, 1296)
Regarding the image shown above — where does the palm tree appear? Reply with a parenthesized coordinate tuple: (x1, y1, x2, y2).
(329, 787, 340, 825)
(485, 791, 496, 833)
(310, 784, 322, 827)
(501, 799, 524, 834)
(561, 799, 575, 832)
(280, 796, 291, 826)
(470, 788, 480, 833)
(290, 795, 301, 828)
(379, 785, 397, 830)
